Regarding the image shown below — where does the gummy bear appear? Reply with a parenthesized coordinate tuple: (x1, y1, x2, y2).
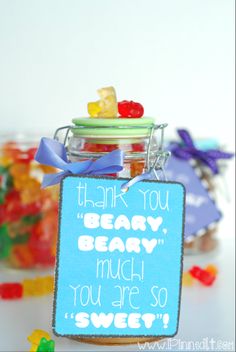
(36, 337, 55, 352)
(130, 161, 145, 178)
(182, 272, 194, 286)
(0, 204, 7, 226)
(4, 190, 25, 222)
(0, 188, 7, 205)
(23, 276, 54, 297)
(38, 275, 54, 295)
(0, 155, 12, 167)
(38, 164, 57, 174)
(20, 179, 42, 205)
(16, 147, 38, 163)
(118, 100, 144, 118)
(205, 264, 218, 277)
(28, 330, 51, 352)
(189, 266, 216, 286)
(10, 244, 35, 268)
(11, 233, 30, 245)
(2, 142, 22, 161)
(0, 282, 23, 299)
(83, 142, 118, 153)
(88, 86, 118, 118)
(23, 278, 36, 297)
(29, 213, 57, 266)
(132, 143, 145, 152)
(23, 202, 43, 217)
(1, 169, 13, 192)
(9, 162, 30, 179)
(0, 224, 11, 259)
(87, 102, 102, 117)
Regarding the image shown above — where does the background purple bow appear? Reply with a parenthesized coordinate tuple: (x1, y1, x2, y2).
(35, 138, 124, 187)
(171, 129, 234, 174)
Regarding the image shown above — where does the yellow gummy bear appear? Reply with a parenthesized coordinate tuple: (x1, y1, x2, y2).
(182, 272, 194, 286)
(23, 279, 35, 297)
(28, 329, 51, 351)
(29, 343, 38, 352)
(87, 101, 102, 117)
(20, 178, 42, 204)
(0, 156, 12, 167)
(23, 276, 54, 297)
(87, 86, 118, 118)
(44, 276, 54, 294)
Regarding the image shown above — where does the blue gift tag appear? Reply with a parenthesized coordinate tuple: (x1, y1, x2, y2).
(53, 176, 185, 338)
(165, 156, 222, 240)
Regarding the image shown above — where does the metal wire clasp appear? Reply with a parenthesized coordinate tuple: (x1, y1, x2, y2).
(146, 123, 170, 180)
(53, 125, 72, 145)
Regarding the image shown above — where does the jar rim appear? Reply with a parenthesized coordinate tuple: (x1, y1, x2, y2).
(71, 117, 155, 138)
(72, 117, 155, 127)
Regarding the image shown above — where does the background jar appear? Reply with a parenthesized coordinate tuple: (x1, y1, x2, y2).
(0, 134, 59, 269)
(55, 117, 168, 345)
(183, 139, 231, 255)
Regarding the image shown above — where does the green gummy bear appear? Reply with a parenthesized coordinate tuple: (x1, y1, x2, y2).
(11, 233, 30, 244)
(36, 338, 55, 352)
(22, 214, 42, 225)
(0, 166, 13, 190)
(0, 166, 7, 175)
(0, 225, 11, 259)
(0, 189, 7, 204)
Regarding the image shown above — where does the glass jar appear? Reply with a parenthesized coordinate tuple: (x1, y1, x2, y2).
(68, 117, 154, 178)
(183, 158, 226, 255)
(166, 138, 226, 256)
(55, 118, 169, 345)
(55, 118, 169, 180)
(0, 134, 59, 269)
(184, 167, 218, 255)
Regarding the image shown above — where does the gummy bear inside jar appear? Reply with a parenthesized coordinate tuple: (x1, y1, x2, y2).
(78, 139, 146, 178)
(0, 137, 59, 269)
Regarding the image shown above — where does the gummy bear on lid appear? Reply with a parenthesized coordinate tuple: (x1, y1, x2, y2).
(118, 100, 144, 118)
(88, 86, 118, 118)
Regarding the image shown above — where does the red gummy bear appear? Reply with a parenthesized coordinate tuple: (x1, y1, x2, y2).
(189, 266, 216, 286)
(15, 147, 38, 163)
(118, 100, 144, 118)
(0, 283, 23, 299)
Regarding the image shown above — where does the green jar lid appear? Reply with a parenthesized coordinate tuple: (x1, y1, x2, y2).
(71, 117, 155, 139)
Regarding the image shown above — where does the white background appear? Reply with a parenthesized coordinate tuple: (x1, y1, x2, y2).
(0, 0, 235, 145)
(0, 1, 235, 351)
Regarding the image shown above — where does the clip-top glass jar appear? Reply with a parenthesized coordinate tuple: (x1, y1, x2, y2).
(55, 117, 169, 180)
(183, 146, 227, 255)
(54, 118, 169, 346)
(0, 134, 59, 269)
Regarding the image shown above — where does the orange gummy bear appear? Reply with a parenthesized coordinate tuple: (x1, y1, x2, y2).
(205, 264, 218, 277)
(10, 244, 35, 269)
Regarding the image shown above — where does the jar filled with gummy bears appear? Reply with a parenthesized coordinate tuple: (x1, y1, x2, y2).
(54, 118, 169, 345)
(56, 117, 168, 180)
(0, 134, 59, 269)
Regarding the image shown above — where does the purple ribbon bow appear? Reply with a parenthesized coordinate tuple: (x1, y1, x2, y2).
(171, 129, 234, 174)
(35, 137, 124, 188)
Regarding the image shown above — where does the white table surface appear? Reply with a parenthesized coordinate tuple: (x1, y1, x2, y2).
(1, 162, 235, 352)
(0, 236, 235, 352)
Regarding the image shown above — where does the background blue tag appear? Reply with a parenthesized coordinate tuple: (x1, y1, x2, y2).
(53, 176, 185, 337)
(165, 156, 222, 240)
